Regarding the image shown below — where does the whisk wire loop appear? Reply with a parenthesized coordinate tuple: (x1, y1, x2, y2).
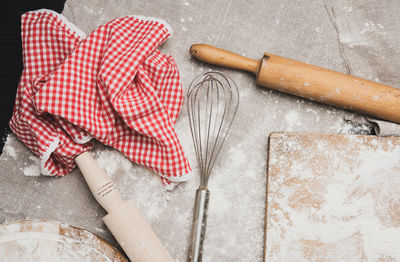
(187, 72, 239, 188)
(186, 71, 239, 262)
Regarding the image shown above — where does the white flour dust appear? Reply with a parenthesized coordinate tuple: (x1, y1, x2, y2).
(2, 137, 17, 158)
(23, 156, 41, 177)
(266, 134, 400, 261)
(284, 110, 301, 131)
(0, 220, 125, 262)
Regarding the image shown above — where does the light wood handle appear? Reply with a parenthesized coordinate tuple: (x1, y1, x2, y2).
(190, 44, 400, 124)
(190, 44, 261, 74)
(75, 152, 174, 262)
(75, 152, 123, 213)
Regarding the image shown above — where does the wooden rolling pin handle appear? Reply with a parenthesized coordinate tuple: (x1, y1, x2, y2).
(75, 152, 123, 213)
(190, 44, 261, 74)
(75, 152, 174, 262)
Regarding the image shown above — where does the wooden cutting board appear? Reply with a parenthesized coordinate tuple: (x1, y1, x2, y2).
(0, 220, 127, 262)
(265, 133, 400, 262)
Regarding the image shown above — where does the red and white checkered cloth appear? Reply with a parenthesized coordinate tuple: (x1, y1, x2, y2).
(10, 9, 191, 187)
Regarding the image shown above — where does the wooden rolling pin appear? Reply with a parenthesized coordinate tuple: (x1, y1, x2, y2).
(75, 152, 173, 262)
(190, 44, 400, 124)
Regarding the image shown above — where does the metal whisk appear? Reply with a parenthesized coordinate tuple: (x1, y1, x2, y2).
(187, 71, 239, 262)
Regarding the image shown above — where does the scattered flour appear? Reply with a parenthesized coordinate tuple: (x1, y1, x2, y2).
(337, 11, 387, 49)
(3, 137, 17, 158)
(23, 156, 41, 177)
(340, 120, 372, 135)
(93, 148, 133, 176)
(343, 6, 353, 12)
(0, 220, 125, 262)
(266, 133, 400, 261)
(284, 110, 301, 131)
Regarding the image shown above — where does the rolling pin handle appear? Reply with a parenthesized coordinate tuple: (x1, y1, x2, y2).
(75, 151, 123, 213)
(190, 44, 261, 75)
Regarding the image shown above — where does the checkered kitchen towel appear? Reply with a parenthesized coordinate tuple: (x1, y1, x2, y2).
(10, 9, 191, 187)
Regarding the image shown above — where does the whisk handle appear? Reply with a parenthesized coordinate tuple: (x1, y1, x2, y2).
(188, 188, 210, 262)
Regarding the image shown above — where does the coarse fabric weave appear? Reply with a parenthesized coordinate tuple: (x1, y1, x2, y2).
(9, 9, 191, 187)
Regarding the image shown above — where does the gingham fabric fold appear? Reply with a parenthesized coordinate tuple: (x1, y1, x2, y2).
(10, 9, 191, 186)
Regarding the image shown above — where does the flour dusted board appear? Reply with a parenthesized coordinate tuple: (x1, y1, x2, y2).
(265, 133, 400, 261)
